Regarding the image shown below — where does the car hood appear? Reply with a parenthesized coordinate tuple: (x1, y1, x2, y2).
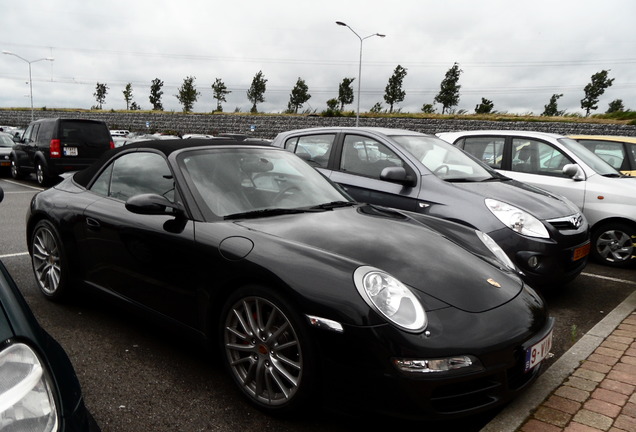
(452, 177, 578, 220)
(236, 205, 523, 313)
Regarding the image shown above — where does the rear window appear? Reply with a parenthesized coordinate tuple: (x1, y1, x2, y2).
(59, 121, 111, 146)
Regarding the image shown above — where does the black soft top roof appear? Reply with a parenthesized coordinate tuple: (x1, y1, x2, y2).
(73, 137, 273, 188)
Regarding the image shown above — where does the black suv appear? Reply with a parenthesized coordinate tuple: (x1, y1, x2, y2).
(11, 118, 113, 185)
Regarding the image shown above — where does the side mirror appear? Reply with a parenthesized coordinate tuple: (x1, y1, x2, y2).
(562, 164, 584, 181)
(125, 193, 183, 216)
(0, 186, 4, 203)
(380, 166, 416, 187)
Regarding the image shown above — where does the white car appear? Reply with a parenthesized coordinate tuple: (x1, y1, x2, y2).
(437, 130, 636, 268)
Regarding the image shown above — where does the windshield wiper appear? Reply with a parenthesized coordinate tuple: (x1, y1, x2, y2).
(224, 208, 319, 220)
(225, 201, 356, 220)
(602, 173, 622, 178)
(308, 201, 357, 210)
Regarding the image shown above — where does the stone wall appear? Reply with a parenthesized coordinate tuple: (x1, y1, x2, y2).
(1, 109, 635, 139)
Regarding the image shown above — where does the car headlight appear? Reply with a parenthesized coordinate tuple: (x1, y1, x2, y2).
(485, 198, 549, 238)
(354, 266, 427, 333)
(475, 230, 516, 271)
(0, 343, 58, 432)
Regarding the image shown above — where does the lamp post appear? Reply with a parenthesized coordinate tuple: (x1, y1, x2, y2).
(2, 51, 54, 121)
(336, 21, 385, 127)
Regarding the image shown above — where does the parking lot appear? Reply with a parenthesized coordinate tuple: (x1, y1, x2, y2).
(1, 176, 634, 431)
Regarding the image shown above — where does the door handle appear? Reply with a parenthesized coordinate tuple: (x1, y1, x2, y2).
(85, 217, 101, 230)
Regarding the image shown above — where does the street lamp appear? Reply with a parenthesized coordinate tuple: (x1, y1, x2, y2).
(2, 50, 55, 121)
(336, 21, 385, 127)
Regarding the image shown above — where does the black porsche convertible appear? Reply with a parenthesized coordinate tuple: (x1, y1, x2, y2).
(25, 138, 554, 420)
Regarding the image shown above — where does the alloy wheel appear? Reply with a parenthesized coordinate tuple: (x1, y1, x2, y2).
(10, 160, 21, 179)
(32, 225, 62, 296)
(223, 296, 303, 407)
(36, 164, 45, 185)
(595, 228, 634, 264)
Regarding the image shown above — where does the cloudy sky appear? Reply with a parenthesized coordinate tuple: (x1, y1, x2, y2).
(1, 0, 635, 116)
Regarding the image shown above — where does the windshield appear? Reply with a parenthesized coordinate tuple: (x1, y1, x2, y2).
(0, 134, 14, 147)
(391, 134, 494, 181)
(179, 147, 349, 219)
(558, 138, 621, 176)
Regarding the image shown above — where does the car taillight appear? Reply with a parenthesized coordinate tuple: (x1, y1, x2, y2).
(50, 139, 61, 158)
(109, 140, 115, 149)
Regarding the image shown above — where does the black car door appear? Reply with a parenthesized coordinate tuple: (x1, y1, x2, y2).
(18, 123, 39, 171)
(79, 151, 199, 327)
(328, 132, 421, 211)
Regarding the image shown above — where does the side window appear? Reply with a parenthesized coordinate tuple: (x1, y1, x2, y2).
(512, 138, 572, 177)
(22, 125, 35, 143)
(38, 121, 55, 141)
(285, 134, 335, 168)
(578, 140, 625, 171)
(23, 124, 40, 144)
(340, 135, 403, 179)
(462, 137, 505, 169)
(90, 152, 174, 201)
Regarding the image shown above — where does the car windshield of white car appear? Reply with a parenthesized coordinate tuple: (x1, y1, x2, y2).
(0, 134, 14, 147)
(179, 148, 349, 220)
(559, 138, 621, 176)
(391, 135, 494, 181)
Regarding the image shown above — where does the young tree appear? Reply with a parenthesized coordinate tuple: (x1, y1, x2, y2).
(247, 70, 267, 113)
(434, 63, 463, 114)
(211, 78, 231, 112)
(580, 70, 614, 116)
(542, 94, 564, 116)
(130, 101, 141, 110)
(287, 77, 311, 114)
(176, 76, 200, 113)
(93, 82, 108, 109)
(324, 98, 340, 116)
(369, 102, 383, 114)
(383, 65, 407, 114)
(421, 103, 435, 114)
(475, 97, 494, 114)
(606, 99, 625, 113)
(123, 83, 134, 110)
(149, 78, 164, 111)
(338, 77, 355, 111)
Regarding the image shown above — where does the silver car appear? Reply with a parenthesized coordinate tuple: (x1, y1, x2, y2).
(438, 130, 636, 268)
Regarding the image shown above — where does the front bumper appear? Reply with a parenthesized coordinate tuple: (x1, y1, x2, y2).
(489, 226, 590, 289)
(309, 299, 554, 420)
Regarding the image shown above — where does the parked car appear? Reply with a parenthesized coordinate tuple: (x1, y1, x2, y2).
(26, 138, 554, 420)
(0, 132, 14, 174)
(569, 135, 636, 176)
(109, 129, 130, 137)
(0, 186, 100, 431)
(438, 130, 636, 268)
(272, 127, 590, 289)
(11, 118, 114, 185)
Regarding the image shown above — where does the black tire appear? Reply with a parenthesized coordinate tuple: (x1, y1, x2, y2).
(10, 159, 23, 180)
(220, 285, 316, 415)
(31, 220, 71, 300)
(591, 222, 636, 268)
